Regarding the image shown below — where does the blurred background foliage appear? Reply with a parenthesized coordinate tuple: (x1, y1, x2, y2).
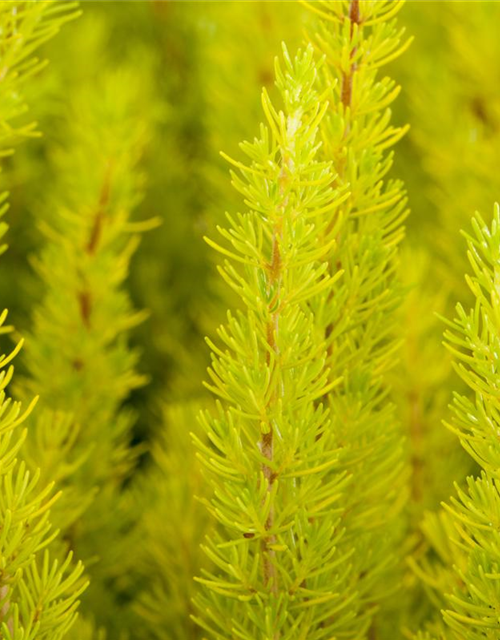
(1, 1, 500, 638)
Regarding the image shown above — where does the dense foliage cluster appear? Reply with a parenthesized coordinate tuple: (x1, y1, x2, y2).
(1, 1, 500, 639)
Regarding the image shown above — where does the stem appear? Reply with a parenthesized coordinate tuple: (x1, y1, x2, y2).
(260, 161, 288, 600)
(86, 162, 112, 255)
(77, 289, 92, 329)
(325, 0, 361, 370)
(341, 0, 360, 109)
(77, 164, 113, 330)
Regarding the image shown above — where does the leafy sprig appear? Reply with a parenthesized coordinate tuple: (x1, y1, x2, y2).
(194, 44, 356, 639)
(437, 205, 500, 638)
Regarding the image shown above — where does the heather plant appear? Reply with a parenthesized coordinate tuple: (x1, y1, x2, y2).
(14, 22, 160, 634)
(194, 43, 352, 638)
(306, 1, 411, 634)
(0, 3, 86, 638)
(1, 2, 500, 639)
(132, 6, 309, 637)
(413, 207, 500, 639)
(193, 2, 412, 635)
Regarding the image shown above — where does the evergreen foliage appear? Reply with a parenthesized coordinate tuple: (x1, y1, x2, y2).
(194, 43, 352, 638)
(0, 3, 85, 638)
(0, 326, 86, 640)
(305, 1, 410, 633)
(15, 35, 159, 634)
(417, 206, 500, 639)
(0, 2, 79, 156)
(1, 2, 500, 639)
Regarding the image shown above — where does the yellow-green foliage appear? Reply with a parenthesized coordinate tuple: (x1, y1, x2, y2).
(3, 2, 500, 639)
(0, 326, 86, 640)
(439, 207, 500, 638)
(195, 44, 353, 638)
(14, 20, 160, 633)
(0, 3, 86, 638)
(0, 2, 79, 155)
(411, 207, 500, 639)
(306, 1, 410, 633)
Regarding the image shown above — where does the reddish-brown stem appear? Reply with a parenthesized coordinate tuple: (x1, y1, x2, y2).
(341, 0, 361, 108)
(77, 165, 113, 330)
(86, 164, 112, 255)
(260, 164, 288, 600)
(78, 289, 92, 329)
(325, 0, 361, 367)
(261, 234, 280, 596)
